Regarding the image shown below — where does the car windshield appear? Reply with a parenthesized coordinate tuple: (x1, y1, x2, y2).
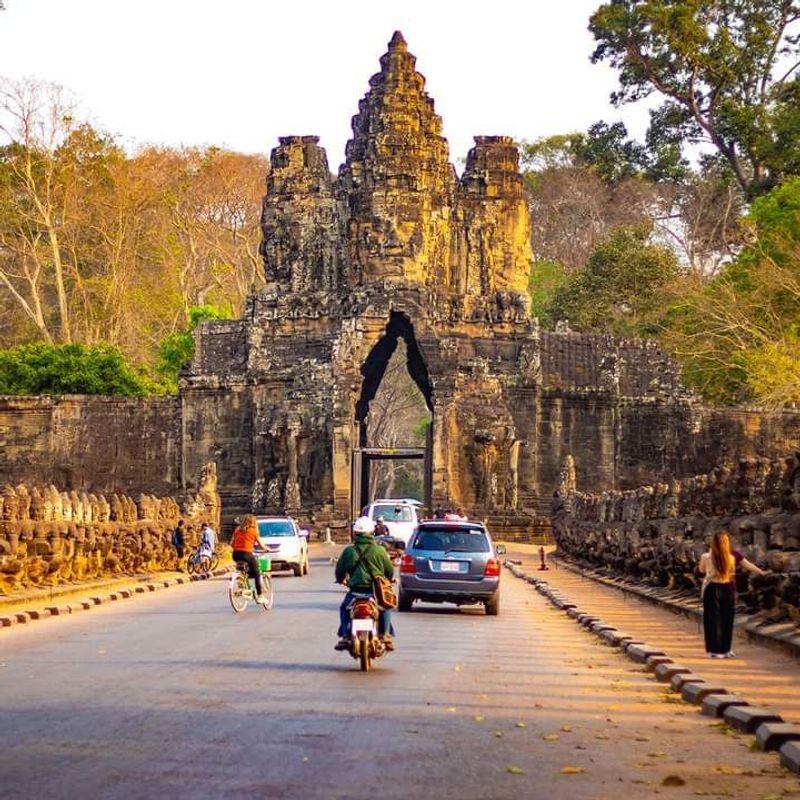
(373, 504, 413, 522)
(258, 520, 295, 537)
(412, 528, 490, 553)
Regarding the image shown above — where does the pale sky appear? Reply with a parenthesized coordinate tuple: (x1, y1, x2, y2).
(0, 0, 649, 170)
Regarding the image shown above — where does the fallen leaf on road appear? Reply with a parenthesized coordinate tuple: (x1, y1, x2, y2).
(648, 752, 666, 758)
(595, 734, 610, 740)
(506, 766, 525, 775)
(404, 729, 419, 735)
(474, 715, 485, 723)
(543, 734, 559, 742)
(454, 665, 461, 672)
(712, 766, 746, 775)
(560, 766, 584, 775)
(302, 757, 308, 762)
(495, 731, 503, 738)
(447, 707, 457, 713)
(561, 725, 572, 732)
(516, 722, 527, 729)
(635, 736, 651, 742)
(662, 775, 686, 787)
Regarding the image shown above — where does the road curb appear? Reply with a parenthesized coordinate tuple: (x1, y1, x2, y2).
(503, 559, 800, 775)
(0, 566, 233, 632)
(549, 555, 800, 658)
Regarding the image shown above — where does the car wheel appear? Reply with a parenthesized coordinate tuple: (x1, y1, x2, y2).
(485, 592, 500, 616)
(302, 553, 310, 575)
(292, 561, 303, 577)
(398, 590, 413, 612)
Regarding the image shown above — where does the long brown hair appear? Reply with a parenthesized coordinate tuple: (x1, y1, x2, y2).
(240, 514, 257, 532)
(711, 531, 733, 581)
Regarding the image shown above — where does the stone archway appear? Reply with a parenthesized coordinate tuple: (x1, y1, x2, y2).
(351, 311, 433, 515)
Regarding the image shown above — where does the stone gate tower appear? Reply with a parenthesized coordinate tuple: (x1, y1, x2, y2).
(180, 33, 782, 538)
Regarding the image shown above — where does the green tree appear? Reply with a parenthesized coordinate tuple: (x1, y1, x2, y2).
(155, 304, 232, 393)
(544, 225, 680, 335)
(590, 0, 800, 196)
(663, 177, 800, 405)
(0, 342, 153, 396)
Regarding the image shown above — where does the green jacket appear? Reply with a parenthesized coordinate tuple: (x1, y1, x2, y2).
(335, 534, 395, 591)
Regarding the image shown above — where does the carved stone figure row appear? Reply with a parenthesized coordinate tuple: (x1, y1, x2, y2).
(552, 452, 800, 626)
(560, 453, 800, 524)
(0, 466, 221, 595)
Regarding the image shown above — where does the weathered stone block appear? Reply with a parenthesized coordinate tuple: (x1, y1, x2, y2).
(723, 705, 783, 733)
(755, 722, 800, 751)
(682, 683, 728, 704)
(701, 694, 749, 717)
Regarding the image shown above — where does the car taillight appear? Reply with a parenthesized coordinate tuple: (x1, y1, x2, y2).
(400, 554, 416, 574)
(484, 558, 500, 577)
(353, 601, 374, 619)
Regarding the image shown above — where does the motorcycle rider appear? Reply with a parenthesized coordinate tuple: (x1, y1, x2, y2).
(334, 516, 396, 652)
(231, 514, 267, 602)
(374, 515, 390, 539)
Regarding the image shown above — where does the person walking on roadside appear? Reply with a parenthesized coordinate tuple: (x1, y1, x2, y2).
(171, 519, 186, 571)
(231, 515, 267, 602)
(699, 531, 736, 658)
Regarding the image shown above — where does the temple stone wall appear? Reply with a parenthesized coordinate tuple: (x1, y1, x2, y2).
(1, 33, 799, 542)
(552, 451, 800, 625)
(0, 396, 179, 496)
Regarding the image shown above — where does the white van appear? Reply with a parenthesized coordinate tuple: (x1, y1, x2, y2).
(363, 500, 420, 546)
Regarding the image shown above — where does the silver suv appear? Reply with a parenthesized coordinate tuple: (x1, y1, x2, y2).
(398, 520, 504, 615)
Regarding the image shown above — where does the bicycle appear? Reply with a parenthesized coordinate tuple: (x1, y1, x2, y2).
(187, 547, 212, 575)
(228, 557, 273, 612)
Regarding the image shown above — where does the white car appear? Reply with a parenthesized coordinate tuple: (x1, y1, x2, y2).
(255, 516, 310, 576)
(364, 500, 420, 546)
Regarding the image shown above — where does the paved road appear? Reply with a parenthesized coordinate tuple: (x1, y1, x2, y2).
(0, 547, 795, 799)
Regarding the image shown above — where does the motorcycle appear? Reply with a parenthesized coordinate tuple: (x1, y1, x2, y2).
(345, 593, 387, 671)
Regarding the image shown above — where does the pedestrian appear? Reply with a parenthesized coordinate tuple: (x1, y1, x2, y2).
(699, 531, 736, 658)
(171, 519, 186, 571)
(200, 521, 216, 558)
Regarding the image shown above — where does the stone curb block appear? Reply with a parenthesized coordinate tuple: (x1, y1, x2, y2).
(682, 683, 728, 704)
(670, 673, 705, 693)
(780, 741, 800, 774)
(627, 644, 666, 664)
(589, 621, 615, 633)
(655, 663, 691, 682)
(599, 629, 627, 646)
(645, 655, 673, 671)
(755, 722, 800, 752)
(0, 566, 234, 634)
(701, 694, 749, 717)
(723, 705, 783, 733)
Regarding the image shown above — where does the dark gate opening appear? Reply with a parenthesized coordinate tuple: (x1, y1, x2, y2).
(351, 312, 433, 521)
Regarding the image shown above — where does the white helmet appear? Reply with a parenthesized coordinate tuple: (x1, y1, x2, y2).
(353, 516, 376, 535)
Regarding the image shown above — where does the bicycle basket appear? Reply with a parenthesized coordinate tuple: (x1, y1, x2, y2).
(257, 555, 271, 573)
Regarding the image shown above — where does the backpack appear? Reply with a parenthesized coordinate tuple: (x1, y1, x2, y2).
(351, 544, 398, 610)
(171, 527, 180, 546)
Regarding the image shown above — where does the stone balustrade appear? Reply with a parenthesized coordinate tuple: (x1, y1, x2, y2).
(552, 452, 800, 624)
(0, 468, 221, 595)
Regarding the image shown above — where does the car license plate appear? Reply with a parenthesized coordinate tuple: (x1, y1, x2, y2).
(440, 561, 461, 572)
(351, 619, 374, 633)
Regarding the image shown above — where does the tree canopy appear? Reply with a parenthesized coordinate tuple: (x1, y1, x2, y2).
(0, 342, 153, 396)
(590, 0, 800, 197)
